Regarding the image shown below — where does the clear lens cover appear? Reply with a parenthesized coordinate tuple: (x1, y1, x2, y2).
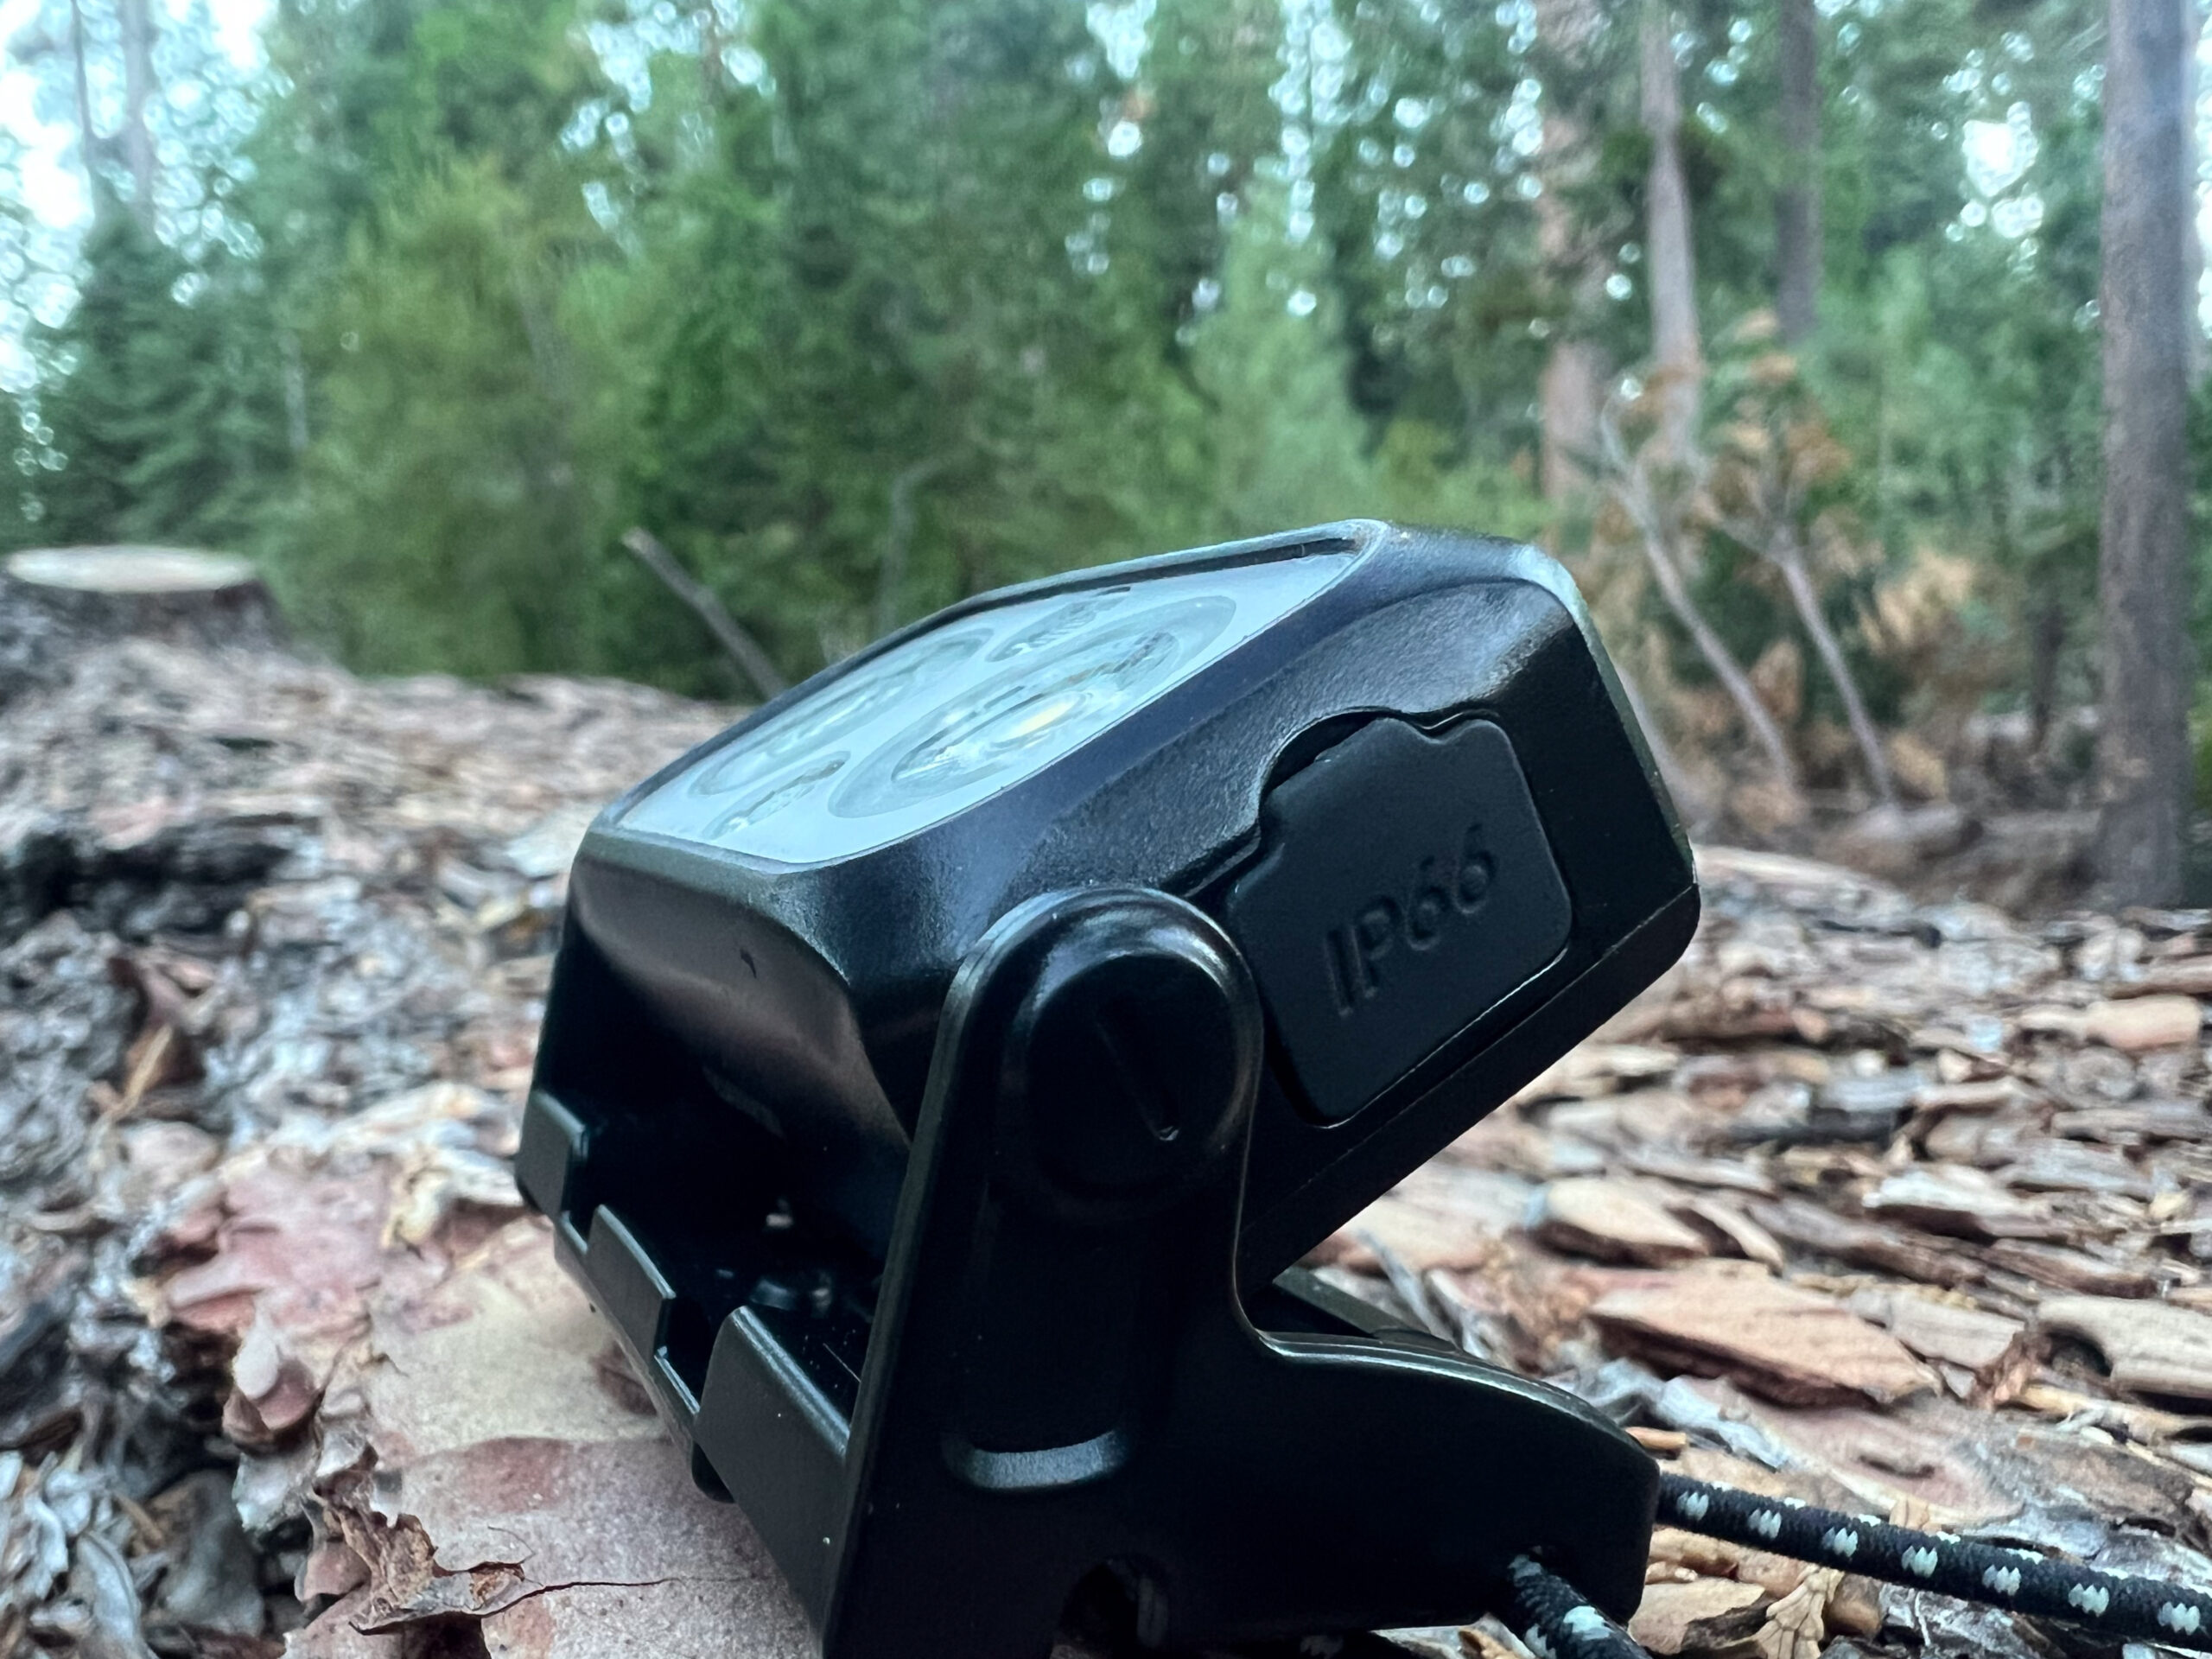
(984, 587, 1133, 661)
(685, 632, 985, 799)
(830, 596, 1233, 820)
(706, 753, 849, 840)
(620, 551, 1353, 861)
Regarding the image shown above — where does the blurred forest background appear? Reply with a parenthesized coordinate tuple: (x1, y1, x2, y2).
(0, 0, 2206, 899)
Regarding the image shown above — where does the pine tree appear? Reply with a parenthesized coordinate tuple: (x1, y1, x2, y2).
(35, 200, 182, 543)
(30, 196, 285, 549)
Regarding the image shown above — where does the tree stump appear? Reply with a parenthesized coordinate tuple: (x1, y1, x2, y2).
(0, 545, 283, 703)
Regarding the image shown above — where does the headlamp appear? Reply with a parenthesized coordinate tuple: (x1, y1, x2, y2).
(518, 521, 1698, 1656)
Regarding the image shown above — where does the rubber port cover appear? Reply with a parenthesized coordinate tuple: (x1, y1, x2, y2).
(1224, 717, 1570, 1123)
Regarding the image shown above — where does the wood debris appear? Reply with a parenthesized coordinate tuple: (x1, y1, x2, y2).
(2035, 1296, 2212, 1405)
(1859, 1166, 2070, 1241)
(285, 1222, 819, 1659)
(1532, 1179, 1713, 1267)
(1743, 1197, 1980, 1288)
(0, 638, 728, 1659)
(5, 638, 2212, 1659)
(1628, 1575, 1769, 1654)
(2082, 995, 2203, 1052)
(1851, 1291, 2038, 1403)
(1322, 845, 2212, 1659)
(1590, 1273, 1934, 1408)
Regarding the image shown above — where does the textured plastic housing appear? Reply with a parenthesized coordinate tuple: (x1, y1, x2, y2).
(525, 520, 1696, 1287)
(514, 521, 1697, 1655)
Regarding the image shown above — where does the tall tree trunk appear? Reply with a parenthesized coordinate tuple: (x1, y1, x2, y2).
(2028, 596, 2066, 755)
(1534, 0, 1608, 499)
(2185, 0, 2207, 385)
(279, 331, 310, 456)
(66, 0, 98, 196)
(1775, 0, 1822, 343)
(1539, 340, 1607, 499)
(117, 0, 159, 226)
(1641, 2, 1701, 464)
(2094, 0, 2196, 904)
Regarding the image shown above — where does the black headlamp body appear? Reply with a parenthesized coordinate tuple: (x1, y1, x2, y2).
(518, 521, 1697, 1656)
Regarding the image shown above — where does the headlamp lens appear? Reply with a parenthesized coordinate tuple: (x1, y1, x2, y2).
(984, 587, 1133, 660)
(706, 753, 849, 839)
(686, 632, 987, 799)
(620, 551, 1352, 861)
(833, 596, 1233, 817)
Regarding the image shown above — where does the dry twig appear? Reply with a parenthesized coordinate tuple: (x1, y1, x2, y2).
(621, 526, 788, 702)
(1599, 399, 1804, 806)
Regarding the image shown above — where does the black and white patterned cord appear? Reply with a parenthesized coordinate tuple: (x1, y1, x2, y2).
(1491, 1476, 2212, 1659)
(1655, 1472, 2212, 1653)
(1500, 1554, 1649, 1659)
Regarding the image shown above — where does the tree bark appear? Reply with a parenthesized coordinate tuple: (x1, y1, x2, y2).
(1, 547, 283, 705)
(1534, 0, 1609, 499)
(1539, 341, 1607, 500)
(2185, 0, 2206, 386)
(1775, 0, 1822, 343)
(279, 331, 310, 456)
(1640, 3, 1701, 464)
(2094, 0, 2196, 904)
(117, 0, 159, 227)
(2028, 596, 2065, 755)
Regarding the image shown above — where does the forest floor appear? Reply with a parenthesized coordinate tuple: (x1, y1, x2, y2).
(1, 636, 2209, 1659)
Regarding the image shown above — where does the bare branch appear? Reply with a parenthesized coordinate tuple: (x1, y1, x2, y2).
(621, 528, 788, 703)
(872, 456, 951, 640)
(1599, 402, 1805, 803)
(1708, 501, 1897, 807)
(1611, 658, 1715, 833)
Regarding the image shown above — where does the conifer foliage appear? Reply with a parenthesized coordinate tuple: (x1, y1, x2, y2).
(0, 0, 2202, 890)
(33, 199, 284, 550)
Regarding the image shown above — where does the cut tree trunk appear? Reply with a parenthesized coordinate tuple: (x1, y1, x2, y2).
(2094, 0, 2195, 905)
(1775, 0, 1822, 343)
(1, 547, 283, 704)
